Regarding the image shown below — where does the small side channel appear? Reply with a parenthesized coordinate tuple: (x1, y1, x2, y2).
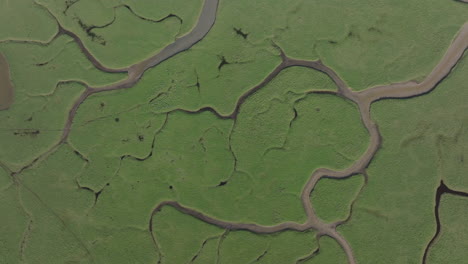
(0, 53, 14, 110)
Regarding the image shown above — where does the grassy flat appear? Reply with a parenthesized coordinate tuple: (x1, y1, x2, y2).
(1, 0, 467, 263)
(311, 175, 364, 223)
(427, 195, 468, 263)
(339, 43, 468, 263)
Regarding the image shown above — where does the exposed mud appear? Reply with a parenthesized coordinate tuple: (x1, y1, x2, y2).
(0, 53, 14, 110)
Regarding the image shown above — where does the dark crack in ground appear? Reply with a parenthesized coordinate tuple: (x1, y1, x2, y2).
(422, 181, 468, 264)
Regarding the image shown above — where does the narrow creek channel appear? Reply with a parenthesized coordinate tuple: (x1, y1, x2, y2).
(0, 53, 14, 110)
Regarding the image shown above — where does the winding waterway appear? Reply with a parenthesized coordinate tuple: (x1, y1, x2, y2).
(6, 0, 468, 263)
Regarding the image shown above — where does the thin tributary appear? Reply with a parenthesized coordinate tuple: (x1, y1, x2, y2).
(0, 53, 14, 110)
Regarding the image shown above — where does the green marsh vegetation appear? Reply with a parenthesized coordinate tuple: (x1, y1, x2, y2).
(426, 195, 468, 263)
(339, 46, 468, 263)
(0, 0, 467, 263)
